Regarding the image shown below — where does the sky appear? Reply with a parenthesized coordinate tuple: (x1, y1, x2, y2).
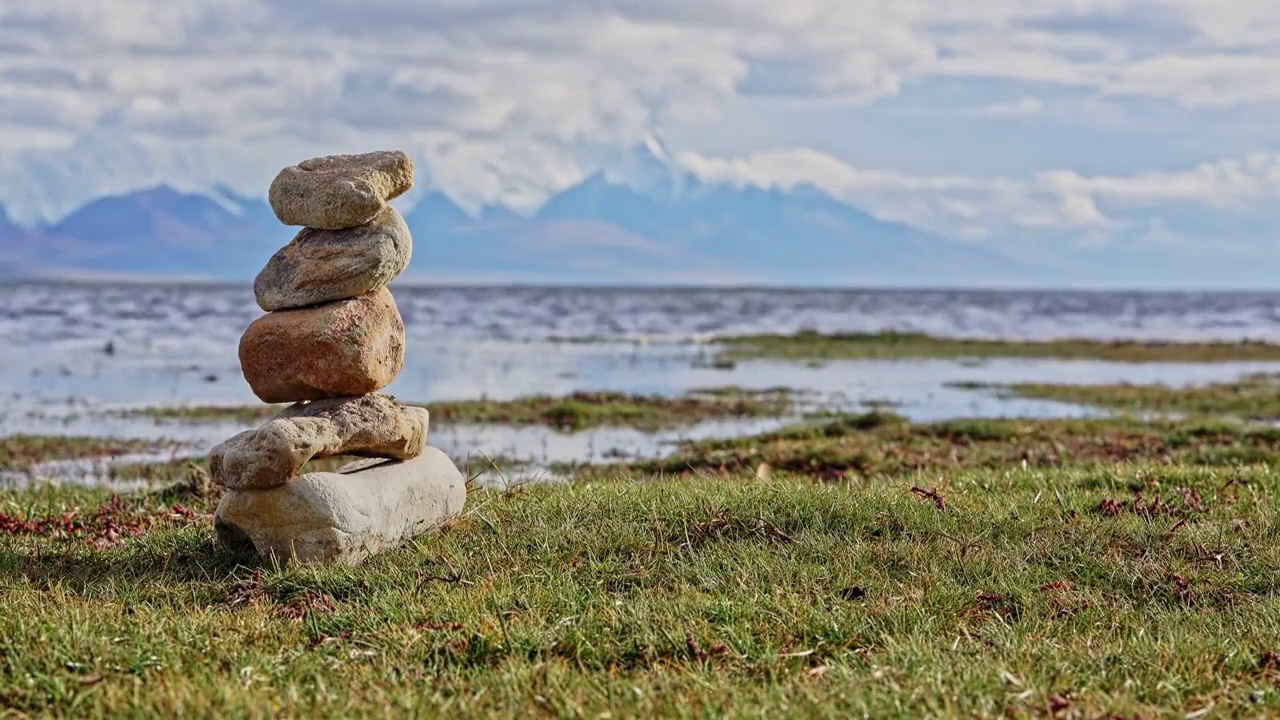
(2, 0, 1280, 262)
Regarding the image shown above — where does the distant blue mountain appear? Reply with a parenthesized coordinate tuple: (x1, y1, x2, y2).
(538, 173, 1021, 282)
(44, 186, 288, 277)
(406, 159, 1026, 285)
(0, 146, 1030, 286)
(0, 206, 26, 276)
(403, 191, 473, 231)
(0, 187, 291, 279)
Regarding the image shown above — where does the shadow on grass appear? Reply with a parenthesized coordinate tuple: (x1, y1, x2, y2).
(0, 477, 275, 594)
(0, 531, 268, 594)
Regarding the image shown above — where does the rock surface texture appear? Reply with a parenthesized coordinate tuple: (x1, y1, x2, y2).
(239, 287, 405, 403)
(214, 448, 466, 565)
(209, 395, 429, 490)
(212, 148, 466, 565)
(269, 150, 414, 230)
(254, 206, 413, 311)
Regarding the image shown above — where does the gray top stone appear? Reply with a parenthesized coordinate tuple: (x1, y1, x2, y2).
(268, 150, 414, 230)
(254, 206, 413, 311)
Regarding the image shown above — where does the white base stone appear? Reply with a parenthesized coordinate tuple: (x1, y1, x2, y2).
(214, 446, 466, 565)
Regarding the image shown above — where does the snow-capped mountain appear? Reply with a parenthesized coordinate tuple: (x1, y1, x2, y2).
(599, 135, 691, 200)
(0, 142, 1031, 286)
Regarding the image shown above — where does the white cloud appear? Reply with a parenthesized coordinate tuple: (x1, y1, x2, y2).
(679, 147, 1280, 241)
(963, 96, 1047, 118)
(1066, 154, 1280, 209)
(1104, 54, 1280, 107)
(1, 0, 1280, 230)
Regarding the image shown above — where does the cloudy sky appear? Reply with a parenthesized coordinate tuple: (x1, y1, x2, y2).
(2, 0, 1279, 259)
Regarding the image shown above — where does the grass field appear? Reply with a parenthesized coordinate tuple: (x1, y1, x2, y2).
(4, 401, 1280, 716)
(995, 374, 1280, 421)
(715, 330, 1280, 364)
(0, 436, 173, 474)
(117, 387, 799, 432)
(604, 412, 1280, 479)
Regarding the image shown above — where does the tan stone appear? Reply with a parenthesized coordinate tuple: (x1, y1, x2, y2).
(254, 206, 413, 311)
(209, 395, 429, 490)
(213, 447, 467, 566)
(268, 150, 414, 230)
(239, 288, 404, 403)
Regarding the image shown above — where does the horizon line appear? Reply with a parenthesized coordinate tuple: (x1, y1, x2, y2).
(3, 275, 1277, 295)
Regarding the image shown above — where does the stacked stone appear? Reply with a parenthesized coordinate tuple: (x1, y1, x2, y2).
(210, 151, 465, 566)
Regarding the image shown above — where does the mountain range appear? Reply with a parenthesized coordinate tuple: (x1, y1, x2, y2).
(0, 144, 1033, 287)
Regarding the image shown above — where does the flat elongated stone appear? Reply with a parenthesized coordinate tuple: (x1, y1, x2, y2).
(239, 288, 404, 403)
(269, 150, 414, 230)
(209, 395, 429, 490)
(214, 447, 466, 565)
(254, 206, 413, 311)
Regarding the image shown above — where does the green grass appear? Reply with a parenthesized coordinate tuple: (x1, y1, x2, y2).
(995, 373, 1280, 421)
(0, 436, 170, 474)
(427, 389, 795, 432)
(104, 453, 534, 488)
(2, 461, 1280, 717)
(117, 404, 286, 424)
(716, 330, 1280, 363)
(611, 411, 1280, 479)
(6, 413, 1280, 716)
(115, 388, 799, 432)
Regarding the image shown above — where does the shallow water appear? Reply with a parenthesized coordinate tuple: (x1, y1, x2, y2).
(7, 283, 1280, 346)
(5, 282, 1280, 484)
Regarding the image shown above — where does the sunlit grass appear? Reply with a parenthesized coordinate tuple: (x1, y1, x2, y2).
(6, 405, 1280, 717)
(2, 460, 1280, 717)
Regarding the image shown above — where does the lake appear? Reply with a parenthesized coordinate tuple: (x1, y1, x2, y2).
(4, 282, 1280, 477)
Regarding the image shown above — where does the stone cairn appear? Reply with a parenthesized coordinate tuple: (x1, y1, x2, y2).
(210, 150, 466, 566)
